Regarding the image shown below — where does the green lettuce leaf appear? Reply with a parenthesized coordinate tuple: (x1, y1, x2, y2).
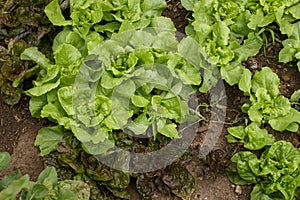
(21, 47, 51, 69)
(251, 67, 280, 97)
(227, 123, 274, 150)
(0, 152, 10, 172)
(26, 79, 60, 97)
(269, 108, 300, 131)
(248, 9, 274, 30)
(229, 141, 300, 200)
(45, 0, 72, 26)
(34, 126, 64, 156)
(0, 175, 30, 200)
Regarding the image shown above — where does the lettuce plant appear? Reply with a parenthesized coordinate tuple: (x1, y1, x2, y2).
(279, 21, 300, 72)
(0, 0, 58, 105)
(0, 152, 90, 200)
(228, 141, 300, 200)
(181, 0, 263, 90)
(226, 122, 274, 150)
(26, 30, 205, 156)
(181, 0, 300, 89)
(45, 0, 169, 38)
(226, 67, 299, 151)
(241, 67, 300, 132)
(43, 132, 195, 199)
(20, 0, 209, 156)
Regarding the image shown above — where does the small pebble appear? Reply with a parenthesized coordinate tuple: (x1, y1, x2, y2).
(235, 185, 242, 195)
(282, 75, 290, 82)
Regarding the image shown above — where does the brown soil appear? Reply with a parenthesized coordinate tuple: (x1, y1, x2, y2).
(0, 96, 46, 181)
(0, 0, 299, 199)
(163, 0, 190, 33)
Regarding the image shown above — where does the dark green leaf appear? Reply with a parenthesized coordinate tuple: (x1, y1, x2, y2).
(162, 165, 195, 199)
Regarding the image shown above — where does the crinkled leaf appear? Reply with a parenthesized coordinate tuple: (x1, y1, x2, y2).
(151, 17, 175, 31)
(95, 95, 111, 122)
(106, 187, 130, 199)
(251, 67, 280, 97)
(141, 0, 167, 17)
(279, 43, 296, 63)
(250, 185, 272, 200)
(162, 165, 195, 199)
(26, 79, 60, 97)
(244, 123, 274, 150)
(22, 183, 48, 199)
(162, 96, 182, 119)
(231, 10, 252, 36)
(81, 139, 115, 155)
(230, 141, 300, 199)
(106, 171, 130, 189)
(199, 68, 218, 93)
(286, 3, 300, 19)
(261, 141, 300, 174)
(52, 30, 85, 54)
(54, 44, 82, 66)
(58, 86, 75, 116)
(233, 32, 262, 62)
(21, 47, 50, 68)
(212, 21, 230, 47)
(226, 170, 250, 186)
(270, 95, 291, 118)
(231, 152, 259, 183)
(269, 108, 300, 132)
(177, 36, 204, 71)
(101, 71, 123, 89)
(227, 123, 274, 150)
(86, 32, 104, 53)
(248, 102, 264, 122)
(41, 101, 67, 122)
(248, 9, 274, 30)
(126, 113, 150, 135)
(57, 180, 90, 200)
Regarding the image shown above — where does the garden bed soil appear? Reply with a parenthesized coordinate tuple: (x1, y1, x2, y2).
(0, 0, 299, 199)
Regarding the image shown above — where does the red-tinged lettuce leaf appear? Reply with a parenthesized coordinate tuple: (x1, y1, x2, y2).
(82, 155, 114, 182)
(136, 175, 156, 198)
(162, 165, 195, 199)
(57, 180, 90, 200)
